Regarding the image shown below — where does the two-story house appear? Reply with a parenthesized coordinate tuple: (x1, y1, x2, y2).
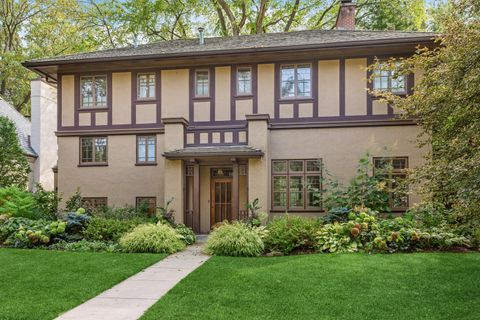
(24, 1, 436, 233)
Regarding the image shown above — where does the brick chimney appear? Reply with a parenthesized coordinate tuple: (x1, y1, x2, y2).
(335, 0, 356, 30)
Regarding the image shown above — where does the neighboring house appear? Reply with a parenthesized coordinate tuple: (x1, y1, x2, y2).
(0, 81, 58, 192)
(23, 1, 436, 233)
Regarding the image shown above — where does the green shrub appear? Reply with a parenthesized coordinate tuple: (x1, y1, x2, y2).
(48, 240, 120, 252)
(0, 217, 66, 248)
(204, 222, 264, 257)
(0, 187, 37, 219)
(60, 209, 91, 236)
(119, 223, 185, 253)
(94, 205, 153, 220)
(264, 215, 322, 255)
(83, 217, 144, 242)
(32, 184, 61, 220)
(174, 223, 196, 245)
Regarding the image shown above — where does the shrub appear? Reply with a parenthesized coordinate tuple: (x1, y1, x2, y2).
(65, 189, 85, 212)
(264, 215, 322, 255)
(60, 209, 91, 237)
(83, 217, 144, 242)
(204, 222, 264, 257)
(48, 240, 120, 252)
(119, 223, 185, 253)
(94, 205, 152, 220)
(32, 184, 61, 220)
(0, 187, 37, 219)
(0, 217, 66, 248)
(323, 207, 351, 223)
(156, 198, 176, 226)
(174, 223, 196, 245)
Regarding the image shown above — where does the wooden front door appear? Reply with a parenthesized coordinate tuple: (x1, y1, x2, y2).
(210, 177, 233, 227)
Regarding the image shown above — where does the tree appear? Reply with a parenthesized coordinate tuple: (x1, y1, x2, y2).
(0, 116, 30, 189)
(369, 0, 480, 228)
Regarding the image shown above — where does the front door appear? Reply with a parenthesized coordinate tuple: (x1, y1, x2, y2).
(210, 169, 233, 227)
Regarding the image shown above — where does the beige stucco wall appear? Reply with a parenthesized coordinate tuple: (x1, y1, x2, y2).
(57, 134, 164, 208)
(215, 66, 231, 121)
(248, 119, 270, 213)
(235, 99, 253, 120)
(136, 104, 156, 124)
(345, 58, 367, 116)
(112, 72, 132, 125)
(372, 99, 388, 115)
(61, 75, 74, 127)
(193, 101, 210, 122)
(78, 113, 91, 126)
(257, 64, 275, 118)
(269, 125, 427, 215)
(318, 60, 340, 116)
(161, 69, 189, 119)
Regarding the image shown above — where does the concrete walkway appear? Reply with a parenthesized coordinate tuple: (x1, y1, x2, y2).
(56, 241, 209, 320)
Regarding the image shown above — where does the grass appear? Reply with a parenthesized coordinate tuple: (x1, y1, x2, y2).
(142, 253, 480, 320)
(0, 249, 165, 320)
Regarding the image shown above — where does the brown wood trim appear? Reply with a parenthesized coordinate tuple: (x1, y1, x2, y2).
(339, 58, 345, 116)
(136, 134, 157, 165)
(56, 128, 164, 136)
(210, 176, 233, 227)
(78, 136, 108, 166)
(245, 114, 270, 122)
(163, 150, 263, 160)
(193, 162, 200, 233)
(162, 117, 189, 126)
(232, 161, 239, 220)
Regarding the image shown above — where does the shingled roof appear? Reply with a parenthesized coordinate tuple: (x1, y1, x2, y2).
(24, 29, 437, 66)
(0, 98, 37, 158)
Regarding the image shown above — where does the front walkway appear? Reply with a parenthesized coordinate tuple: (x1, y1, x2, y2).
(56, 241, 209, 320)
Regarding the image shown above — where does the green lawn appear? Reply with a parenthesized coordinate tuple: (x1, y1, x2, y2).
(142, 253, 480, 320)
(0, 249, 165, 320)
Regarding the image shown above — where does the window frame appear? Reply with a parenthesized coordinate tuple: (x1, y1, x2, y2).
(271, 159, 322, 211)
(83, 197, 108, 210)
(80, 75, 108, 109)
(136, 135, 157, 165)
(136, 197, 157, 216)
(236, 66, 252, 96)
(373, 156, 409, 211)
(79, 136, 108, 166)
(137, 73, 156, 100)
(194, 69, 210, 98)
(372, 62, 407, 95)
(279, 63, 312, 100)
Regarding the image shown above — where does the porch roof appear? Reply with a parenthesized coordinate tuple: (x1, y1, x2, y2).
(163, 146, 264, 160)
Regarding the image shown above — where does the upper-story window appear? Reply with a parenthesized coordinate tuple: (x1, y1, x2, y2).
(280, 64, 311, 99)
(237, 67, 252, 95)
(80, 136, 107, 165)
(80, 76, 107, 108)
(137, 73, 156, 99)
(195, 70, 209, 97)
(373, 62, 406, 94)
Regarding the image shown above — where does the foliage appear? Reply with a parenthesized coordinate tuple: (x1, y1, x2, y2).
(48, 239, 121, 253)
(94, 205, 152, 220)
(83, 217, 144, 242)
(174, 223, 196, 245)
(322, 207, 350, 223)
(244, 198, 267, 227)
(263, 214, 322, 255)
(64, 189, 86, 212)
(323, 154, 391, 212)
(0, 217, 66, 248)
(32, 184, 61, 220)
(156, 197, 176, 226)
(60, 209, 91, 236)
(120, 223, 185, 253)
(0, 187, 37, 219)
(0, 117, 30, 188)
(204, 221, 264, 257)
(369, 0, 480, 230)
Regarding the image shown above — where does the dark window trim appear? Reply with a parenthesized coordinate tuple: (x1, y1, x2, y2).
(279, 63, 313, 100)
(271, 158, 322, 212)
(80, 75, 108, 109)
(136, 196, 157, 216)
(136, 134, 157, 165)
(236, 66, 252, 96)
(79, 136, 108, 166)
(137, 72, 156, 100)
(194, 69, 210, 98)
(373, 156, 409, 211)
(83, 197, 108, 209)
(371, 61, 408, 95)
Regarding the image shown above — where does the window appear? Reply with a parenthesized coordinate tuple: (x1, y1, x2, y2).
(80, 137, 107, 164)
(83, 197, 107, 210)
(195, 70, 209, 97)
(272, 159, 322, 210)
(237, 67, 252, 95)
(137, 73, 156, 99)
(136, 135, 156, 164)
(80, 76, 107, 108)
(373, 62, 406, 94)
(136, 197, 157, 216)
(373, 157, 409, 210)
(280, 64, 311, 99)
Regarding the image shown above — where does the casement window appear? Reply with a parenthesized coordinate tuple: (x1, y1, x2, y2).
(80, 137, 107, 164)
(195, 70, 209, 97)
(373, 62, 406, 94)
(137, 73, 156, 99)
(80, 76, 107, 108)
(83, 197, 108, 209)
(280, 64, 311, 99)
(237, 67, 252, 95)
(373, 157, 409, 210)
(136, 197, 157, 216)
(272, 159, 322, 211)
(136, 135, 156, 164)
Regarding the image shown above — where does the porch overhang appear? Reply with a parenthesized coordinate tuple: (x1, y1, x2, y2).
(163, 146, 264, 160)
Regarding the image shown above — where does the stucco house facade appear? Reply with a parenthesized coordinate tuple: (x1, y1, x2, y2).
(24, 1, 435, 233)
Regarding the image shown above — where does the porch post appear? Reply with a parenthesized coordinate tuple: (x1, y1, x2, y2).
(193, 162, 200, 233)
(162, 117, 189, 224)
(232, 160, 239, 220)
